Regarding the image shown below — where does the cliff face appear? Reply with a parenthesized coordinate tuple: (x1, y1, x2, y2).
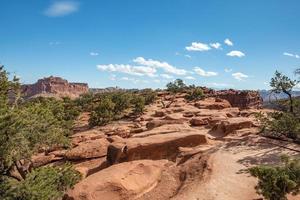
(22, 76, 89, 99)
(201, 88, 263, 109)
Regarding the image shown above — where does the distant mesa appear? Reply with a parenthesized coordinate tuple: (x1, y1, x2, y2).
(21, 76, 263, 110)
(21, 76, 89, 99)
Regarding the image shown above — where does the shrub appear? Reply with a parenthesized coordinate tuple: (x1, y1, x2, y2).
(89, 97, 115, 126)
(185, 87, 205, 101)
(0, 163, 81, 200)
(166, 79, 187, 93)
(131, 95, 145, 115)
(141, 89, 157, 105)
(75, 92, 94, 111)
(25, 97, 80, 132)
(0, 66, 80, 200)
(256, 112, 300, 140)
(270, 71, 298, 113)
(110, 92, 132, 115)
(249, 156, 300, 200)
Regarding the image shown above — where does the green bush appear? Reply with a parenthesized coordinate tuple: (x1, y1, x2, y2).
(185, 87, 205, 101)
(0, 66, 80, 200)
(25, 96, 80, 132)
(75, 92, 94, 111)
(131, 95, 145, 115)
(0, 103, 70, 175)
(257, 112, 300, 140)
(249, 156, 300, 200)
(166, 79, 187, 93)
(0, 164, 81, 200)
(141, 89, 157, 105)
(110, 92, 132, 115)
(89, 97, 116, 126)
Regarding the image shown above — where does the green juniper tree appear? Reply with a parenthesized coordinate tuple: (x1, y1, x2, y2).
(249, 156, 300, 200)
(270, 71, 298, 113)
(0, 66, 80, 200)
(166, 79, 187, 93)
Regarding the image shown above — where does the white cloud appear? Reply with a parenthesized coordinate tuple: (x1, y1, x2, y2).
(194, 67, 218, 77)
(283, 52, 299, 59)
(121, 77, 149, 84)
(160, 74, 173, 79)
(133, 57, 187, 75)
(44, 1, 79, 17)
(49, 41, 60, 46)
(185, 42, 211, 51)
(175, 52, 192, 59)
(153, 79, 161, 83)
(90, 52, 99, 56)
(185, 76, 195, 80)
(97, 64, 156, 77)
(224, 68, 233, 73)
(232, 72, 248, 81)
(227, 50, 245, 57)
(210, 42, 222, 49)
(208, 82, 233, 87)
(224, 38, 233, 46)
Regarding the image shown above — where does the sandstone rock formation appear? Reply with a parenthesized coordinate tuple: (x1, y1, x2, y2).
(21, 76, 89, 99)
(209, 89, 262, 109)
(106, 132, 207, 165)
(25, 89, 300, 200)
(65, 160, 171, 200)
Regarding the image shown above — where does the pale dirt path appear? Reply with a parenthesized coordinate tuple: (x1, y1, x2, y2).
(173, 150, 259, 200)
(172, 136, 300, 200)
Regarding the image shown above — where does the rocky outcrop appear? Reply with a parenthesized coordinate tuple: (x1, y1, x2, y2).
(211, 117, 254, 137)
(65, 138, 109, 160)
(194, 98, 231, 110)
(65, 160, 171, 200)
(208, 89, 262, 109)
(22, 76, 89, 99)
(106, 132, 207, 165)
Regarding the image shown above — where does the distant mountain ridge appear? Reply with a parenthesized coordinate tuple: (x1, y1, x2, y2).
(259, 90, 300, 102)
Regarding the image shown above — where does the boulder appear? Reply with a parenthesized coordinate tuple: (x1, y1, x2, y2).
(222, 107, 240, 117)
(213, 117, 254, 135)
(208, 116, 228, 127)
(31, 154, 63, 168)
(154, 110, 165, 117)
(171, 108, 185, 113)
(106, 132, 207, 165)
(183, 112, 194, 118)
(71, 130, 104, 146)
(195, 98, 231, 110)
(65, 160, 171, 200)
(132, 123, 195, 138)
(65, 138, 109, 160)
(190, 117, 209, 126)
(146, 119, 185, 130)
(105, 127, 131, 138)
(74, 157, 107, 178)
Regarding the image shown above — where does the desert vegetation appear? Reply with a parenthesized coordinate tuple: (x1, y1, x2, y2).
(0, 66, 81, 200)
(250, 156, 300, 200)
(249, 70, 300, 200)
(87, 89, 156, 126)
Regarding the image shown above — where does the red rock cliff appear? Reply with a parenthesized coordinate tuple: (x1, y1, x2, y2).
(201, 88, 262, 109)
(22, 76, 89, 99)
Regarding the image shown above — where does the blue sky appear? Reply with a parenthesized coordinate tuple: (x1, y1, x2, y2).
(1, 0, 300, 89)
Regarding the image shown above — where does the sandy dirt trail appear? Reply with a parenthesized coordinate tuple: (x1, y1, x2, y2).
(173, 137, 300, 200)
